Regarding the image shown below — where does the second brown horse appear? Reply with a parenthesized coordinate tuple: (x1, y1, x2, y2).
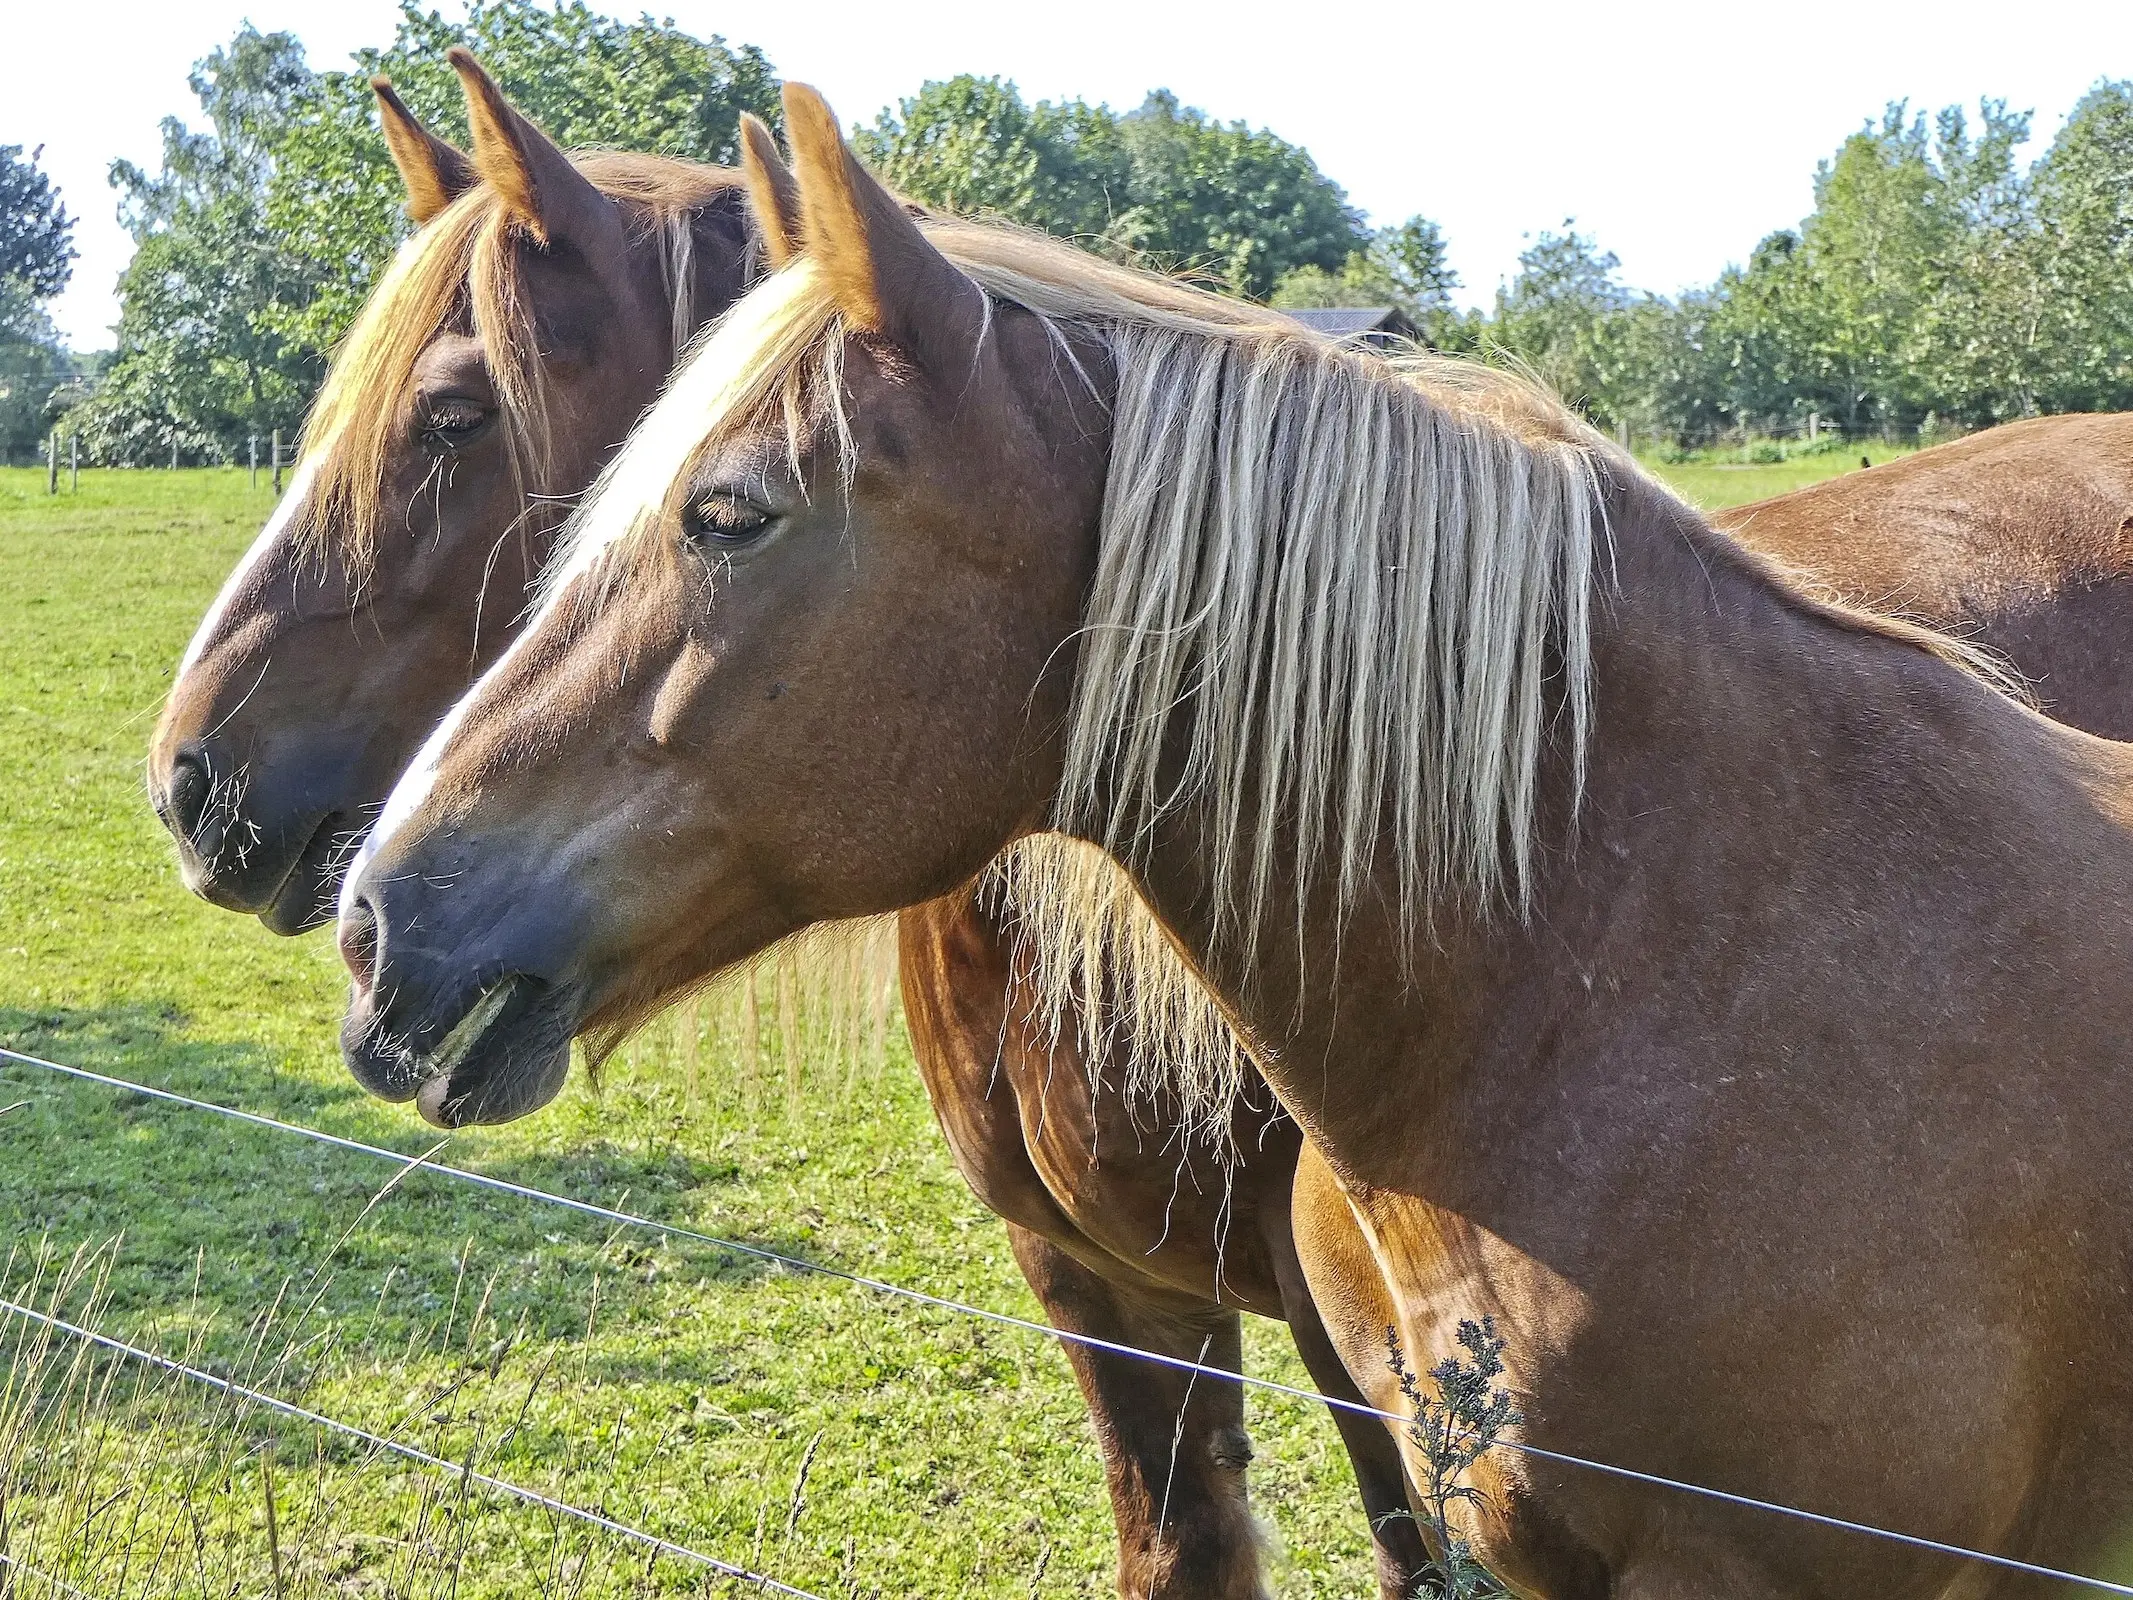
(147, 57, 1425, 1598)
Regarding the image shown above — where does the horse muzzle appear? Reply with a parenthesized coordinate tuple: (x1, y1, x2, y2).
(340, 962, 577, 1128)
(150, 740, 357, 933)
(337, 874, 585, 1128)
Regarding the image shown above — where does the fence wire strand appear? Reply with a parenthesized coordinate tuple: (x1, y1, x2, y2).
(7, 1042, 2133, 1596)
(0, 1293, 827, 1600)
(0, 1550, 108, 1600)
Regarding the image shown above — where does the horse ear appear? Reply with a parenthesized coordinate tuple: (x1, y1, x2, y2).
(371, 76, 476, 223)
(739, 113, 802, 268)
(447, 46, 623, 257)
(779, 83, 983, 370)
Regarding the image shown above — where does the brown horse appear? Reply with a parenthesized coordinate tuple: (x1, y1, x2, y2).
(1711, 412, 2133, 738)
(337, 86, 2133, 1595)
(149, 59, 1428, 1598)
(150, 61, 758, 935)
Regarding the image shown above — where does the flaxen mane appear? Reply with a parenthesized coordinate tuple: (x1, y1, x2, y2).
(541, 217, 2015, 1143)
(299, 153, 750, 577)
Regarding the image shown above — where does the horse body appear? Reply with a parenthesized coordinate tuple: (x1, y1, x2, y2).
(940, 446, 2133, 1596)
(1715, 412, 2133, 737)
(332, 92, 2133, 1595)
(1256, 476, 2133, 1594)
(915, 409, 2133, 1595)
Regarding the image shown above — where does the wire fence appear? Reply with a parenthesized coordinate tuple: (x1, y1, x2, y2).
(0, 1293, 826, 1600)
(0, 1550, 107, 1600)
(6, 1040, 2133, 1597)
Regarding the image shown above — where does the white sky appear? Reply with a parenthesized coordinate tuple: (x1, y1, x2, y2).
(9, 0, 2133, 349)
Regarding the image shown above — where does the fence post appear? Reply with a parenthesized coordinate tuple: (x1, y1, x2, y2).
(272, 428, 283, 494)
(170, 434, 179, 472)
(1808, 411, 1820, 444)
(47, 429, 58, 495)
(69, 432, 78, 493)
(250, 433, 259, 490)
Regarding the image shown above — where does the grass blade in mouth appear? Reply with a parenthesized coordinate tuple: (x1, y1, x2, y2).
(414, 976, 524, 1082)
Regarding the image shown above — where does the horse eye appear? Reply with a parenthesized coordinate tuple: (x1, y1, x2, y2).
(417, 401, 495, 456)
(682, 494, 774, 547)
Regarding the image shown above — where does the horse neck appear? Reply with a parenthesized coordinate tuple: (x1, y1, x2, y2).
(1106, 465, 2028, 1179)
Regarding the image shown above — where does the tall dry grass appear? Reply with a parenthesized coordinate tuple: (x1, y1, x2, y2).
(606, 922, 902, 1122)
(0, 1231, 765, 1599)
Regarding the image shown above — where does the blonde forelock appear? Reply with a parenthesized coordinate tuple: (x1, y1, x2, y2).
(296, 155, 751, 584)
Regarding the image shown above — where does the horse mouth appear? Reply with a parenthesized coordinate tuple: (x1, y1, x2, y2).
(175, 798, 327, 919)
(259, 812, 361, 935)
(406, 974, 575, 1129)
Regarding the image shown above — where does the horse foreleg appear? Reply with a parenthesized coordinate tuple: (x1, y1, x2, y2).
(1261, 1186, 1431, 1599)
(1005, 1222, 1267, 1600)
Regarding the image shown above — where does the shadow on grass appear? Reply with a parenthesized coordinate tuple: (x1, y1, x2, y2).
(0, 1004, 839, 1341)
(0, 999, 316, 1108)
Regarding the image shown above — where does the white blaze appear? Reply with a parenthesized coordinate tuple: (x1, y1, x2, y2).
(175, 454, 324, 679)
(341, 265, 819, 925)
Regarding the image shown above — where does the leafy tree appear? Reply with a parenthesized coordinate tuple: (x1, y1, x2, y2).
(1483, 223, 1647, 420)
(857, 76, 1363, 298)
(1619, 285, 1733, 441)
(72, 26, 322, 464)
(0, 143, 74, 334)
(0, 332, 69, 464)
(268, 0, 780, 357)
(853, 75, 1116, 234)
(1782, 106, 1948, 428)
(1375, 218, 1462, 316)
(1606, 96, 2109, 443)
(2025, 81, 2133, 412)
(0, 144, 77, 461)
(1107, 89, 1361, 297)
(1692, 234, 1823, 434)
(1696, 101, 2034, 434)
(1909, 107, 2046, 422)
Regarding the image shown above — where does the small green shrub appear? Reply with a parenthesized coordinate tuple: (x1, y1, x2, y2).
(1385, 1317, 1522, 1600)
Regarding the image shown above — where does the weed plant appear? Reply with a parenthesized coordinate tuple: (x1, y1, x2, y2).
(1384, 1319, 1521, 1600)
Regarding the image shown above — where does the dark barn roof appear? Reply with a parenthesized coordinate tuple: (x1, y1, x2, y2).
(1282, 305, 1420, 346)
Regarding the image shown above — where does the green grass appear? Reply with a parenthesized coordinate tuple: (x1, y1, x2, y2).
(0, 466, 1383, 1596)
(0, 446, 1908, 1595)
(1642, 441, 1915, 512)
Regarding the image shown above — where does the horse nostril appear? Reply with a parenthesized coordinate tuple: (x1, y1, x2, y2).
(339, 896, 382, 995)
(163, 751, 213, 844)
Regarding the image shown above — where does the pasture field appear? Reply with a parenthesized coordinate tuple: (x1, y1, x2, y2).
(1640, 442, 1914, 510)
(0, 451, 1871, 1598)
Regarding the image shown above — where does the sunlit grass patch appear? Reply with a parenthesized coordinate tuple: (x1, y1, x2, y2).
(1640, 440, 1917, 511)
(0, 474, 1383, 1594)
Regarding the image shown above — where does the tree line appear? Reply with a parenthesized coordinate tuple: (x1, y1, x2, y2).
(3, 0, 2129, 466)
(0, 141, 85, 463)
(1480, 94, 2133, 443)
